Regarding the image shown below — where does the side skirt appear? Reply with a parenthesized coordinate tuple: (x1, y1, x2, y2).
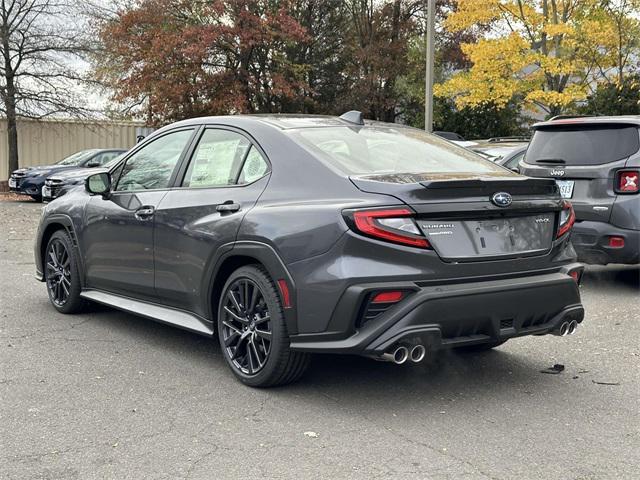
(80, 289, 214, 337)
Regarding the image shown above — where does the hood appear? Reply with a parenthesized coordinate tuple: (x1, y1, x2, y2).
(15, 164, 78, 177)
(49, 167, 107, 181)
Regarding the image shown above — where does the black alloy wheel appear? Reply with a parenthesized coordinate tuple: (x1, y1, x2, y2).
(44, 230, 85, 314)
(221, 278, 272, 375)
(46, 239, 72, 307)
(217, 265, 310, 387)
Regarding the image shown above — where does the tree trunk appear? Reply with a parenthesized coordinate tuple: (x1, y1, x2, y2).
(6, 105, 18, 177)
(2, 19, 19, 177)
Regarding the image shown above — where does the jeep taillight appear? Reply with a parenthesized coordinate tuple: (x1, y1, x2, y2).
(615, 170, 639, 194)
(350, 208, 430, 248)
(557, 201, 575, 238)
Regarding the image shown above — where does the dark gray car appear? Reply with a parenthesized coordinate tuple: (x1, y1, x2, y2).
(520, 116, 639, 265)
(34, 112, 585, 387)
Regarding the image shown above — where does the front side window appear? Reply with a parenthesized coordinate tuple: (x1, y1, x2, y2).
(183, 129, 252, 188)
(116, 129, 193, 191)
(287, 126, 507, 176)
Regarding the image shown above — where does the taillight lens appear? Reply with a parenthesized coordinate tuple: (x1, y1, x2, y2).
(557, 201, 575, 238)
(615, 170, 639, 193)
(351, 208, 430, 248)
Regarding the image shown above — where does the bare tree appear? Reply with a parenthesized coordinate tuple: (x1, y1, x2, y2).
(1, 0, 91, 177)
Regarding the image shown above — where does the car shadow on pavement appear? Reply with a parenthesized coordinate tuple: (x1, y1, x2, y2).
(80, 302, 553, 410)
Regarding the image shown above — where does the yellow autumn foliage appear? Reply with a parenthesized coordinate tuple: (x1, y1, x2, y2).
(437, 0, 640, 113)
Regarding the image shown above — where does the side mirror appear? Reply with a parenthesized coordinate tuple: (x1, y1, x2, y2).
(86, 172, 111, 197)
(86, 161, 101, 168)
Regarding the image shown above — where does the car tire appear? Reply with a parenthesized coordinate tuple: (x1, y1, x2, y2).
(44, 230, 86, 314)
(455, 340, 508, 352)
(217, 265, 310, 387)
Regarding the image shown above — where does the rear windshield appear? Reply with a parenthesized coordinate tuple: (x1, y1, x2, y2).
(287, 126, 507, 175)
(526, 125, 640, 166)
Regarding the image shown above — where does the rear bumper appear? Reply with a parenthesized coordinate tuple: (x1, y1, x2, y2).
(289, 265, 585, 355)
(572, 221, 640, 265)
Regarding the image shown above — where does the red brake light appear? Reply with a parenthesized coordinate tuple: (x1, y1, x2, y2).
(569, 270, 582, 284)
(557, 200, 575, 238)
(371, 290, 405, 304)
(352, 208, 430, 248)
(616, 170, 639, 193)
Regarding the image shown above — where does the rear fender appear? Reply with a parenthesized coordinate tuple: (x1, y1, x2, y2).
(205, 241, 299, 335)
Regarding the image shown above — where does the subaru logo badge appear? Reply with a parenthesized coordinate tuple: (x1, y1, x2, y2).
(491, 192, 512, 207)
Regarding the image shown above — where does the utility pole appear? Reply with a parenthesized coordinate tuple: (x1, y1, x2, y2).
(424, 0, 436, 132)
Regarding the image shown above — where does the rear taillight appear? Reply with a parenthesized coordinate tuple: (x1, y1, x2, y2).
(615, 170, 639, 194)
(351, 208, 430, 248)
(557, 200, 575, 238)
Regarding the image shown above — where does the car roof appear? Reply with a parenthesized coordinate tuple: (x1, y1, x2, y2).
(533, 115, 640, 129)
(155, 114, 418, 133)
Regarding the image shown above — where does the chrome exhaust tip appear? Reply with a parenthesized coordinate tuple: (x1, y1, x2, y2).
(567, 320, 578, 335)
(560, 321, 569, 336)
(410, 344, 426, 363)
(381, 345, 409, 364)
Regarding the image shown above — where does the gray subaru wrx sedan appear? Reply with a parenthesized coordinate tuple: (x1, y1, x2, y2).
(35, 112, 584, 387)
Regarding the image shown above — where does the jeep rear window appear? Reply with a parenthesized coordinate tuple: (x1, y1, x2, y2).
(526, 125, 640, 166)
(288, 126, 506, 175)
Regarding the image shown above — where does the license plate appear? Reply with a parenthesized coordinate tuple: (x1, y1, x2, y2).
(556, 180, 574, 198)
(42, 186, 52, 198)
(9, 178, 16, 188)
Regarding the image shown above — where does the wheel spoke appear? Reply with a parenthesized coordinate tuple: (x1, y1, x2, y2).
(222, 320, 242, 334)
(223, 306, 248, 325)
(227, 290, 243, 314)
(224, 331, 240, 347)
(254, 314, 270, 325)
(254, 328, 271, 340)
(250, 339, 263, 368)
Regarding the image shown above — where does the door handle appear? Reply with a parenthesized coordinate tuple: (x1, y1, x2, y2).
(216, 201, 241, 213)
(135, 206, 155, 220)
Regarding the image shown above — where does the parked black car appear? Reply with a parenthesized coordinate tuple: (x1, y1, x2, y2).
(520, 116, 639, 265)
(9, 149, 126, 201)
(43, 155, 125, 202)
(35, 112, 584, 387)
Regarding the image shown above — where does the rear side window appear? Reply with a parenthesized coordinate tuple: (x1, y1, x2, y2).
(287, 126, 506, 175)
(526, 125, 640, 166)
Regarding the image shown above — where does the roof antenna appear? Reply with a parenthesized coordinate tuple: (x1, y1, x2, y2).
(339, 110, 364, 125)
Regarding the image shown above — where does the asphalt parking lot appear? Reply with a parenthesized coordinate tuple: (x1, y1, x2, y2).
(1, 198, 638, 480)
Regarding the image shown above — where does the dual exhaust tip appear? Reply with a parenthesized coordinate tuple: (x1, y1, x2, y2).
(555, 319, 579, 337)
(382, 344, 426, 364)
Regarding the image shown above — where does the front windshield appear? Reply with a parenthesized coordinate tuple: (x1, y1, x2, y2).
(56, 150, 100, 166)
(287, 126, 506, 176)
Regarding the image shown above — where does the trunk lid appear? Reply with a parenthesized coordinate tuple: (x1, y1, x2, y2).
(350, 173, 561, 261)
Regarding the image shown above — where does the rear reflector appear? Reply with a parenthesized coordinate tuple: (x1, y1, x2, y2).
(568, 269, 583, 285)
(616, 170, 639, 193)
(277, 279, 292, 308)
(608, 236, 625, 248)
(371, 290, 404, 304)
